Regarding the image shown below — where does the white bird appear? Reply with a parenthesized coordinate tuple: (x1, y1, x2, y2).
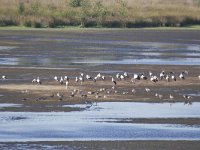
(116, 73, 120, 79)
(149, 71, 153, 77)
(132, 88, 136, 94)
(2, 75, 7, 79)
(60, 76, 64, 85)
(54, 76, 58, 81)
(166, 75, 170, 82)
(65, 81, 69, 88)
(112, 77, 117, 85)
(32, 78, 37, 83)
(80, 72, 84, 77)
(86, 74, 92, 80)
(151, 76, 158, 83)
(97, 73, 101, 78)
(133, 74, 140, 80)
(101, 75, 105, 80)
(36, 77, 42, 84)
(145, 88, 151, 93)
(160, 71, 165, 80)
(120, 75, 125, 80)
(169, 94, 174, 99)
(140, 74, 147, 80)
(198, 75, 200, 80)
(124, 72, 128, 78)
(79, 76, 84, 84)
(75, 77, 78, 82)
(170, 72, 176, 81)
(64, 76, 69, 81)
(179, 72, 185, 80)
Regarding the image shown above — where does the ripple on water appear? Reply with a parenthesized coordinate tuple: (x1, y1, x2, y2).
(0, 102, 200, 141)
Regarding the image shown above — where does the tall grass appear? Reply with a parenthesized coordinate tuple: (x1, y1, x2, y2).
(0, 0, 200, 28)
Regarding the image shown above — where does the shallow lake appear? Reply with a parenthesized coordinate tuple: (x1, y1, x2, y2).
(0, 38, 200, 67)
(0, 102, 200, 142)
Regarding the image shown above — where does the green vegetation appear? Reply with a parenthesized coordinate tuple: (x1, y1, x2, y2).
(0, 0, 200, 28)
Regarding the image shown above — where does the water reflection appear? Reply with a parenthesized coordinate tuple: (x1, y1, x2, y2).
(0, 40, 200, 67)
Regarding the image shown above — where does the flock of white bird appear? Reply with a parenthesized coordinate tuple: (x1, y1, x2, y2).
(1, 71, 200, 104)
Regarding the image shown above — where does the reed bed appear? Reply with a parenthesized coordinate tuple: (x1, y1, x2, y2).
(0, 0, 200, 28)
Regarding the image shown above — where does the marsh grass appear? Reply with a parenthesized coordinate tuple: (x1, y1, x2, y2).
(0, 0, 200, 28)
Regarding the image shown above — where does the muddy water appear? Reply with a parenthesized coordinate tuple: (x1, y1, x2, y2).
(0, 102, 200, 142)
(0, 36, 200, 67)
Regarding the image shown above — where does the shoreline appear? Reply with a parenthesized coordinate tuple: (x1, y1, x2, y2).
(0, 25, 200, 31)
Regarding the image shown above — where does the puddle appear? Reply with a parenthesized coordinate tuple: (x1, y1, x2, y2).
(0, 102, 200, 141)
(0, 103, 23, 108)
